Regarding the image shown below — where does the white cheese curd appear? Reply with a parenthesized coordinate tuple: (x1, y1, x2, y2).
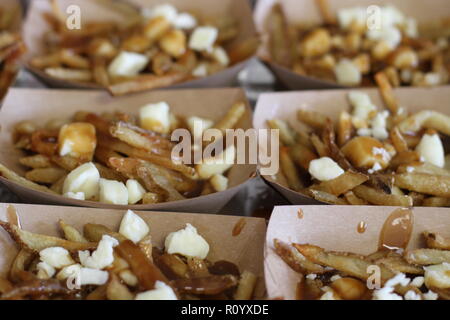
(192, 63, 208, 77)
(139, 102, 171, 134)
(135, 281, 178, 300)
(79, 235, 119, 270)
(210, 174, 228, 192)
(56, 264, 82, 280)
(79, 268, 109, 286)
(146, 4, 178, 23)
(337, 7, 366, 30)
(335, 59, 362, 86)
(165, 223, 210, 259)
(126, 179, 146, 205)
(348, 92, 377, 120)
(308, 157, 345, 182)
(99, 179, 129, 205)
(63, 162, 100, 200)
(36, 261, 56, 279)
(189, 26, 218, 52)
(39, 247, 74, 269)
(416, 133, 445, 168)
(423, 290, 439, 300)
(211, 46, 230, 66)
(411, 276, 424, 287)
(119, 210, 150, 243)
(108, 51, 149, 77)
(174, 12, 197, 30)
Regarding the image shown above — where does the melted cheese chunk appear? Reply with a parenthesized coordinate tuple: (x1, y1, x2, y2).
(58, 123, 96, 160)
(416, 134, 445, 168)
(210, 174, 228, 192)
(36, 261, 56, 279)
(139, 102, 171, 134)
(63, 191, 85, 201)
(165, 223, 209, 259)
(308, 157, 344, 182)
(63, 162, 100, 200)
(119, 209, 150, 243)
(174, 13, 197, 30)
(146, 4, 178, 23)
(135, 281, 178, 300)
(79, 268, 109, 286)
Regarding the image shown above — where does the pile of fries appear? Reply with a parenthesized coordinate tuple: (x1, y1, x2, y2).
(265, 0, 450, 87)
(270, 73, 450, 206)
(0, 6, 26, 101)
(0, 101, 247, 205)
(29, 0, 258, 95)
(274, 230, 450, 300)
(0, 209, 257, 300)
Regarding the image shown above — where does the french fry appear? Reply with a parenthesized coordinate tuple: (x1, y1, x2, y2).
(267, 119, 296, 146)
(266, 3, 293, 67)
(310, 134, 329, 157)
(375, 72, 399, 114)
(25, 167, 67, 184)
(405, 249, 450, 265)
(397, 110, 450, 136)
(106, 274, 134, 300)
(0, 163, 57, 195)
(337, 111, 353, 147)
(289, 144, 317, 170)
(280, 147, 303, 191)
(19, 155, 51, 169)
(108, 72, 189, 96)
(423, 232, 450, 250)
(389, 127, 408, 153)
(344, 191, 369, 205)
(309, 189, 348, 205)
(0, 221, 95, 253)
(227, 37, 259, 65)
(423, 197, 450, 207)
(234, 271, 257, 300)
(45, 67, 93, 82)
(315, 0, 336, 25)
(394, 173, 450, 197)
(297, 110, 329, 130)
(274, 239, 325, 274)
(353, 185, 413, 206)
(59, 219, 88, 243)
(214, 102, 246, 134)
(83, 223, 127, 243)
(312, 171, 369, 196)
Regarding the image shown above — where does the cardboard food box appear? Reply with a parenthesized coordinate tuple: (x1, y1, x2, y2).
(0, 203, 267, 299)
(254, 0, 450, 90)
(265, 205, 450, 299)
(0, 87, 256, 213)
(23, 0, 257, 90)
(254, 86, 450, 205)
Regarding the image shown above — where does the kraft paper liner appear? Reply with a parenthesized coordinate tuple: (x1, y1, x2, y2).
(0, 87, 256, 213)
(254, 0, 450, 90)
(0, 203, 267, 298)
(253, 86, 450, 205)
(23, 0, 257, 90)
(265, 205, 450, 300)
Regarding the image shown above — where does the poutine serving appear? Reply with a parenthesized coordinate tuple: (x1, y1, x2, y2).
(257, 73, 450, 207)
(256, 0, 450, 89)
(25, 0, 258, 95)
(0, 204, 264, 300)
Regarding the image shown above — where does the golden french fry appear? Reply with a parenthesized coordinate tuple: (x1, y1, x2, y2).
(423, 197, 450, 207)
(280, 147, 303, 191)
(0, 163, 57, 195)
(227, 37, 259, 65)
(0, 221, 95, 253)
(108, 72, 189, 96)
(106, 274, 134, 300)
(83, 223, 127, 243)
(266, 3, 293, 67)
(234, 271, 257, 300)
(309, 189, 348, 205)
(405, 249, 450, 265)
(353, 185, 413, 206)
(337, 111, 353, 147)
(394, 173, 450, 197)
(19, 155, 51, 169)
(59, 219, 88, 243)
(25, 167, 67, 184)
(267, 119, 296, 146)
(289, 144, 317, 170)
(375, 72, 399, 114)
(214, 102, 246, 133)
(390, 127, 408, 153)
(142, 192, 163, 204)
(312, 171, 369, 196)
(423, 232, 450, 250)
(274, 239, 325, 274)
(45, 67, 93, 82)
(397, 110, 450, 136)
(344, 191, 368, 205)
(297, 110, 330, 130)
(315, 0, 336, 25)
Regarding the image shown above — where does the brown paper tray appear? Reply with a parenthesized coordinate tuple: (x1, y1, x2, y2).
(265, 205, 450, 299)
(23, 0, 257, 91)
(254, 0, 450, 90)
(0, 203, 267, 298)
(254, 86, 450, 205)
(0, 87, 256, 213)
